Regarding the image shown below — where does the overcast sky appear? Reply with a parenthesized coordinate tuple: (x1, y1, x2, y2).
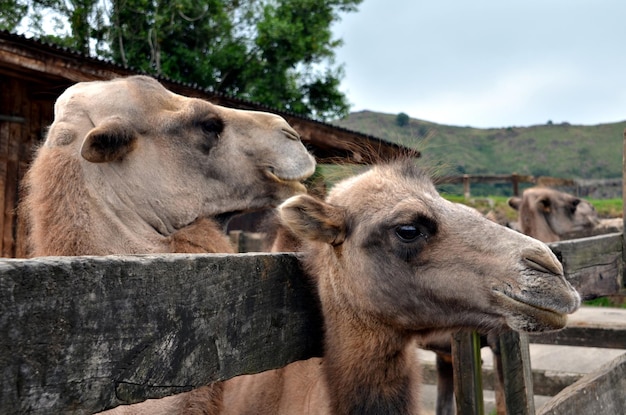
(331, 0, 626, 128)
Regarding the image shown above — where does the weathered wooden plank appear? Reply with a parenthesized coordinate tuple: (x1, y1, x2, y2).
(537, 353, 626, 415)
(529, 306, 626, 348)
(452, 331, 484, 415)
(421, 361, 583, 398)
(498, 331, 535, 415)
(1, 159, 17, 257)
(548, 232, 623, 299)
(0, 253, 323, 415)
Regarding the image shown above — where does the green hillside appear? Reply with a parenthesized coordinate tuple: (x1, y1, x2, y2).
(333, 111, 626, 181)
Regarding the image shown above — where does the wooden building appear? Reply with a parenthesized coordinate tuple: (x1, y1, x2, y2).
(0, 31, 418, 257)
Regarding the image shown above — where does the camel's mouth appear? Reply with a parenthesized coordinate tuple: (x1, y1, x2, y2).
(263, 168, 308, 194)
(492, 289, 570, 332)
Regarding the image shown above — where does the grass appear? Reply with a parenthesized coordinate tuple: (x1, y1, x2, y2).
(333, 111, 626, 182)
(591, 198, 623, 218)
(585, 296, 626, 308)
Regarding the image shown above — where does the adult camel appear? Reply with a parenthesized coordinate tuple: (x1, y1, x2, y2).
(20, 75, 316, 257)
(21, 75, 317, 415)
(508, 186, 622, 242)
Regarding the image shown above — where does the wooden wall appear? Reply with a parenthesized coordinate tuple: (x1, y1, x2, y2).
(0, 73, 56, 257)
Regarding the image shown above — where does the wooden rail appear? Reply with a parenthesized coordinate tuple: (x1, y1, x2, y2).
(0, 231, 623, 414)
(0, 253, 322, 414)
(437, 173, 621, 198)
(538, 354, 626, 415)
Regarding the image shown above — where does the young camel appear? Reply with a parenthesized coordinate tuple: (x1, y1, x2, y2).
(20, 75, 315, 257)
(106, 162, 580, 414)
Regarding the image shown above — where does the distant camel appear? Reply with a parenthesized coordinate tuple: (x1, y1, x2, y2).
(20, 75, 315, 257)
(103, 162, 580, 414)
(508, 187, 598, 242)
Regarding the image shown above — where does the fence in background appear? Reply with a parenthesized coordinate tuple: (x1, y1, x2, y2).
(438, 174, 622, 199)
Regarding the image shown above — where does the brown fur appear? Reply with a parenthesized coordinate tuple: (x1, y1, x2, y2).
(508, 187, 606, 242)
(221, 162, 579, 415)
(168, 218, 235, 254)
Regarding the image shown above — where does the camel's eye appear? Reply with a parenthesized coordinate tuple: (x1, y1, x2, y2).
(395, 225, 422, 242)
(200, 117, 223, 137)
(196, 117, 224, 153)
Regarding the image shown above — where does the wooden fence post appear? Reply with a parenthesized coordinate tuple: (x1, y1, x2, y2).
(512, 173, 520, 196)
(498, 331, 535, 415)
(463, 174, 471, 199)
(452, 331, 484, 415)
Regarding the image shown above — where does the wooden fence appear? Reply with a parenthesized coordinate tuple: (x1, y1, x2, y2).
(0, 253, 323, 414)
(0, 232, 624, 414)
(438, 174, 622, 199)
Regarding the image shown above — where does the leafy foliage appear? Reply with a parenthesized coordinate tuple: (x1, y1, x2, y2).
(395, 112, 409, 127)
(0, 0, 28, 31)
(2, 0, 361, 120)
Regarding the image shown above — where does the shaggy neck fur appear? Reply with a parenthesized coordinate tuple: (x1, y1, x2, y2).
(309, 248, 421, 415)
(23, 149, 100, 256)
(22, 148, 233, 256)
(323, 317, 420, 415)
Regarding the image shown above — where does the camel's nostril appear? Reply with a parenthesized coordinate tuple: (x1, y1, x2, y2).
(523, 256, 562, 276)
(282, 127, 300, 141)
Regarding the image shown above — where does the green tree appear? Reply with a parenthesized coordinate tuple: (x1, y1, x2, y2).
(7, 0, 107, 54)
(0, 0, 28, 31)
(396, 112, 409, 127)
(2, 0, 361, 120)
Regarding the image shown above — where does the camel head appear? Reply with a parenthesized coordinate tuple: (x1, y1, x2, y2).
(508, 187, 600, 242)
(279, 162, 580, 335)
(39, 75, 315, 237)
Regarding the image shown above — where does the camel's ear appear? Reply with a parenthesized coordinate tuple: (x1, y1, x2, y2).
(279, 194, 346, 246)
(81, 117, 138, 163)
(508, 197, 522, 211)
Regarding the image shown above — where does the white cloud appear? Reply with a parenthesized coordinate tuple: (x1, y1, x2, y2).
(406, 64, 582, 127)
(332, 0, 626, 127)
